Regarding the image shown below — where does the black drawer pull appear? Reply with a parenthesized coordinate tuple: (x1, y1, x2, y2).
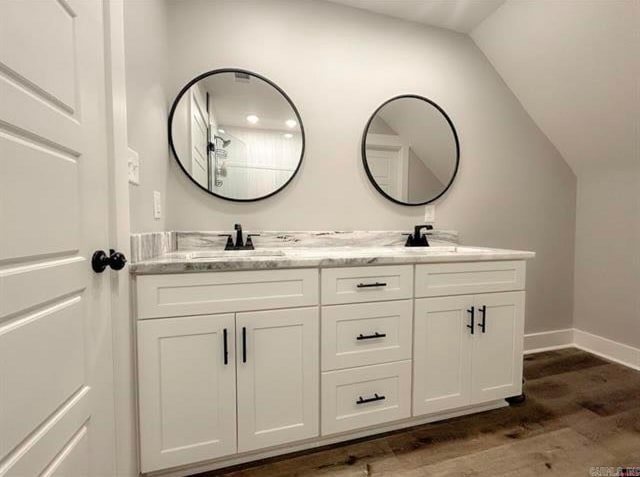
(478, 305, 487, 333)
(242, 327, 247, 363)
(356, 393, 386, 405)
(356, 332, 387, 340)
(223, 328, 229, 365)
(467, 306, 475, 335)
(356, 282, 387, 288)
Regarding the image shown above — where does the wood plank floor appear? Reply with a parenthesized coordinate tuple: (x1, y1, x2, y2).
(196, 349, 640, 476)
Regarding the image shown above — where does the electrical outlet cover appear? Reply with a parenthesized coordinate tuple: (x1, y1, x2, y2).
(127, 147, 140, 185)
(424, 204, 436, 223)
(153, 191, 162, 219)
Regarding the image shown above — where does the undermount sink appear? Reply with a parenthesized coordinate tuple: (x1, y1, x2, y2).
(184, 250, 285, 259)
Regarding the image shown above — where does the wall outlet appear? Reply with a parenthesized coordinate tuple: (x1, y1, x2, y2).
(424, 204, 436, 223)
(127, 147, 140, 185)
(153, 191, 162, 219)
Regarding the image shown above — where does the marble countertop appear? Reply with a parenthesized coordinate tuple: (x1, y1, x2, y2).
(129, 245, 535, 275)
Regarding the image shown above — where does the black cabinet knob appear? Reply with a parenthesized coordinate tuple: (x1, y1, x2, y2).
(92, 249, 127, 273)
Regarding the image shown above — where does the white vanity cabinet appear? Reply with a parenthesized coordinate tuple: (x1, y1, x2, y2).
(413, 262, 526, 416)
(135, 269, 320, 473)
(134, 258, 529, 475)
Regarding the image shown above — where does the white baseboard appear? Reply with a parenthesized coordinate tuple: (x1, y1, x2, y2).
(524, 328, 640, 371)
(573, 329, 640, 371)
(524, 329, 574, 354)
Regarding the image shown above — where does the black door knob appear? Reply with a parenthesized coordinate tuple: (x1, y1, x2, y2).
(92, 249, 127, 273)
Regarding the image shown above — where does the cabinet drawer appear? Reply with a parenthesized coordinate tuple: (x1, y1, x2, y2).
(321, 300, 412, 371)
(415, 261, 525, 298)
(136, 269, 319, 319)
(321, 265, 413, 305)
(321, 361, 411, 435)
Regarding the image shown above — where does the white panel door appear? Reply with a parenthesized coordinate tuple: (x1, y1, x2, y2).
(0, 1, 116, 476)
(137, 314, 237, 473)
(190, 85, 209, 188)
(366, 147, 403, 200)
(236, 307, 319, 452)
(471, 292, 525, 403)
(413, 296, 473, 416)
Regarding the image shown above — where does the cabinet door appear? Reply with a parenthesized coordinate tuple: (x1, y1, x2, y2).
(471, 291, 525, 404)
(413, 296, 473, 416)
(236, 307, 319, 452)
(137, 314, 236, 473)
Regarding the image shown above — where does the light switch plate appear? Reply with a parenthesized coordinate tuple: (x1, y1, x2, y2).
(424, 204, 436, 223)
(127, 147, 140, 185)
(153, 191, 162, 219)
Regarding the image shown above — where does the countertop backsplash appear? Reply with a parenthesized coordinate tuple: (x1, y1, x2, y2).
(130, 230, 459, 263)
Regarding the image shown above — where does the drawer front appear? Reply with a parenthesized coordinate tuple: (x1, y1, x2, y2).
(415, 261, 525, 298)
(136, 269, 319, 319)
(321, 300, 412, 371)
(321, 265, 413, 305)
(321, 361, 412, 435)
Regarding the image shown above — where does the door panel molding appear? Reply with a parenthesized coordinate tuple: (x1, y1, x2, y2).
(413, 296, 473, 416)
(0, 1, 117, 474)
(137, 314, 237, 473)
(236, 307, 319, 452)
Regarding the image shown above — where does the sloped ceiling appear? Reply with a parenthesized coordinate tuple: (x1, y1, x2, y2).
(324, 0, 639, 176)
(470, 0, 639, 174)
(326, 0, 505, 33)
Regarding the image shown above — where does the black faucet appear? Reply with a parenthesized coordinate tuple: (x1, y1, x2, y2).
(219, 224, 260, 250)
(405, 224, 433, 247)
(234, 223, 244, 248)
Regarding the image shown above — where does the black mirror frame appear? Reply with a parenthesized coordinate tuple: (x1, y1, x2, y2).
(361, 94, 460, 206)
(168, 68, 306, 202)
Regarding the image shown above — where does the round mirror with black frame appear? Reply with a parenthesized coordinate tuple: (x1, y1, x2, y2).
(362, 95, 459, 206)
(168, 69, 305, 202)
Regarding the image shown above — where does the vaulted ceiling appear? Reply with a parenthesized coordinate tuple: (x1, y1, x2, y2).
(472, 0, 639, 174)
(326, 0, 505, 33)
(325, 0, 640, 176)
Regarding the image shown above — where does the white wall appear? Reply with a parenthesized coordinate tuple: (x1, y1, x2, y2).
(407, 149, 444, 203)
(574, 166, 640, 348)
(471, 0, 638, 175)
(171, 84, 191, 174)
(124, 0, 170, 232)
(472, 0, 640, 348)
(125, 0, 577, 335)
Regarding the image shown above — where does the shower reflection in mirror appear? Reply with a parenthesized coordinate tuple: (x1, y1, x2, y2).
(169, 70, 304, 202)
